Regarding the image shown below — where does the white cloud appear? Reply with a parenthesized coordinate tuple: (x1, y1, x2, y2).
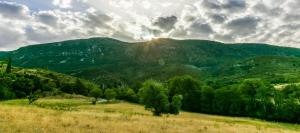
(0, 0, 300, 50)
(52, 0, 72, 8)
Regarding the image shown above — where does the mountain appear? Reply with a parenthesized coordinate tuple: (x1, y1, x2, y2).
(2, 37, 300, 88)
(0, 51, 8, 59)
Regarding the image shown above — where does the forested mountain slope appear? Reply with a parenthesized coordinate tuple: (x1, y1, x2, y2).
(2, 38, 300, 87)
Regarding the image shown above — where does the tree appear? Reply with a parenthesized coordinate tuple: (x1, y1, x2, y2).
(114, 87, 138, 103)
(5, 57, 12, 73)
(61, 82, 74, 94)
(200, 86, 215, 113)
(0, 86, 15, 100)
(238, 79, 264, 116)
(89, 88, 103, 105)
(27, 76, 42, 104)
(169, 95, 183, 115)
(104, 89, 117, 101)
(214, 87, 233, 114)
(27, 90, 40, 104)
(12, 77, 34, 98)
(238, 79, 275, 118)
(282, 84, 300, 99)
(167, 75, 202, 112)
(139, 80, 169, 116)
(73, 79, 89, 95)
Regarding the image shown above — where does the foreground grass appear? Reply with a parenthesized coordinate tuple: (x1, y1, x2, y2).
(0, 98, 300, 133)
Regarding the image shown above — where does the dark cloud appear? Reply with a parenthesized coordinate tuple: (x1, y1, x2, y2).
(200, 0, 246, 12)
(223, 0, 246, 12)
(25, 25, 57, 43)
(183, 15, 196, 22)
(284, 14, 300, 22)
(170, 26, 188, 38)
(252, 3, 283, 16)
(278, 24, 300, 31)
(213, 34, 234, 42)
(153, 16, 178, 32)
(225, 16, 260, 36)
(35, 11, 59, 27)
(190, 22, 214, 35)
(0, 1, 29, 19)
(201, 0, 221, 10)
(209, 14, 227, 23)
(84, 12, 113, 29)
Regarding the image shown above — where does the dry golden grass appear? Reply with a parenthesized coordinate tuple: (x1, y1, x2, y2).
(0, 98, 300, 133)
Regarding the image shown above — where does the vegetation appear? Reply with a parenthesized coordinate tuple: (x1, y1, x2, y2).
(5, 56, 11, 73)
(139, 80, 170, 116)
(0, 63, 98, 104)
(2, 60, 300, 124)
(165, 76, 300, 123)
(169, 94, 183, 115)
(2, 38, 300, 128)
(104, 89, 117, 101)
(3, 38, 300, 89)
(89, 88, 102, 105)
(0, 98, 300, 133)
(1, 61, 300, 123)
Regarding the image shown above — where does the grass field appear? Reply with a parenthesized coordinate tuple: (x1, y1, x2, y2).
(0, 98, 300, 133)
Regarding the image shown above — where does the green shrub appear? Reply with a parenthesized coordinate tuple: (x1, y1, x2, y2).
(105, 89, 117, 101)
(139, 80, 169, 116)
(89, 88, 103, 105)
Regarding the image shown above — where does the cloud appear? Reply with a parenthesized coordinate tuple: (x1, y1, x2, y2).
(198, 0, 246, 13)
(52, 0, 72, 8)
(0, 24, 24, 48)
(0, 0, 300, 50)
(222, 0, 246, 12)
(153, 16, 178, 32)
(209, 14, 227, 23)
(190, 22, 214, 35)
(0, 1, 29, 19)
(200, 0, 221, 10)
(252, 3, 283, 17)
(35, 11, 59, 27)
(225, 16, 260, 36)
(284, 14, 300, 22)
(84, 11, 113, 29)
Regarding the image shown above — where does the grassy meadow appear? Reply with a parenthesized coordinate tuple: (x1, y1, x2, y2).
(0, 98, 300, 133)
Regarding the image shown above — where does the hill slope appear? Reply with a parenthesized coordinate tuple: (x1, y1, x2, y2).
(2, 38, 300, 87)
(0, 63, 98, 100)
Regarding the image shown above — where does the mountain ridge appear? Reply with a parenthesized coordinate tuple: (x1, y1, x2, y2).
(1, 37, 300, 88)
(1, 37, 299, 52)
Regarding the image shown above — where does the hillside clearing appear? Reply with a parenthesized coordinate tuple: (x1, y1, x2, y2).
(0, 98, 299, 133)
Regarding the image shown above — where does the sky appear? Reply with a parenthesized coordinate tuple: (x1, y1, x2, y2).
(0, 0, 299, 50)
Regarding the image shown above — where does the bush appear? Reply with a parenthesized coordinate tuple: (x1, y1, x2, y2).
(169, 95, 183, 115)
(139, 80, 169, 116)
(0, 86, 15, 100)
(104, 89, 117, 101)
(114, 87, 138, 103)
(89, 88, 103, 105)
(27, 91, 40, 104)
(167, 75, 202, 112)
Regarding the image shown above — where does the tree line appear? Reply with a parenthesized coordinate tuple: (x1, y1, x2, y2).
(1, 58, 300, 123)
(141, 75, 300, 123)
